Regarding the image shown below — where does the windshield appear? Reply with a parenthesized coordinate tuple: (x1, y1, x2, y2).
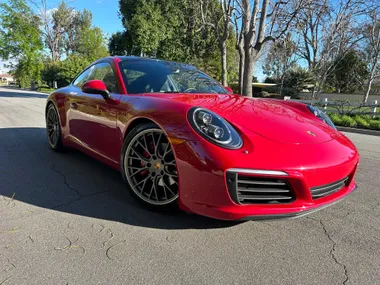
(119, 59, 229, 95)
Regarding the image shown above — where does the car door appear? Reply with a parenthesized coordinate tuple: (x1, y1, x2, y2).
(68, 62, 122, 163)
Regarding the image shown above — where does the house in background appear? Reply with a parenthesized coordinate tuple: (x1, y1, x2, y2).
(0, 74, 15, 84)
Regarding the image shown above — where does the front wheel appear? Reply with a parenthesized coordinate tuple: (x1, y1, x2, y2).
(120, 123, 179, 207)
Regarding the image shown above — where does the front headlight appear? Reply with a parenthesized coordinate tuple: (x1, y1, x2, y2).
(187, 107, 243, 149)
(307, 105, 336, 129)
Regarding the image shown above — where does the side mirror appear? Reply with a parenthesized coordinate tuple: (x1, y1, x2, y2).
(82, 80, 110, 99)
(225, 86, 233, 93)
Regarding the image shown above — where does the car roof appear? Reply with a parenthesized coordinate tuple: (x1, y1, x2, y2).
(96, 56, 196, 69)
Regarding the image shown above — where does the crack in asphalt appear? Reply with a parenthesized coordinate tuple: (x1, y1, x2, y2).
(52, 191, 109, 210)
(308, 217, 349, 285)
(50, 165, 82, 197)
(50, 164, 110, 209)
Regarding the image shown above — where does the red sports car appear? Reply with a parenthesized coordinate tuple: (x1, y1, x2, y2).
(45, 56, 359, 220)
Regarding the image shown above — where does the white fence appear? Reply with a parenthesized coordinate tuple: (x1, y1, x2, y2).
(288, 97, 379, 116)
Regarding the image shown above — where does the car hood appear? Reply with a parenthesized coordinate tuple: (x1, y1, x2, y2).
(160, 93, 337, 144)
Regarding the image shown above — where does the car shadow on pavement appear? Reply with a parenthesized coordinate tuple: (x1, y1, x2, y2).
(0, 86, 49, 98)
(0, 127, 241, 230)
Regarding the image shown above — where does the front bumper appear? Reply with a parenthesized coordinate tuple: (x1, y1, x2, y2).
(238, 185, 358, 221)
(172, 129, 359, 221)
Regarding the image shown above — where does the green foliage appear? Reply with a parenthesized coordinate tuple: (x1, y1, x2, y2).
(108, 31, 132, 55)
(264, 77, 277, 83)
(340, 115, 357, 127)
(115, 0, 238, 82)
(353, 116, 370, 128)
(369, 120, 380, 130)
(128, 0, 166, 56)
(41, 55, 91, 87)
(41, 60, 62, 86)
(0, 0, 43, 86)
(13, 55, 44, 88)
(325, 50, 368, 93)
(328, 113, 380, 130)
(58, 55, 91, 86)
(283, 67, 314, 92)
(75, 26, 109, 61)
(328, 113, 343, 125)
(0, 0, 42, 60)
(0, 0, 108, 88)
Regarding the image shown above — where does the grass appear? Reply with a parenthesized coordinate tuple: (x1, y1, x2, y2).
(328, 113, 380, 131)
(37, 87, 55, 94)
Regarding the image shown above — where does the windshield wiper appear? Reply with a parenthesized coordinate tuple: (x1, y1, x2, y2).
(162, 91, 181, 93)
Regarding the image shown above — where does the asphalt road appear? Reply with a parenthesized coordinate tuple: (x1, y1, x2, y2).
(0, 86, 379, 285)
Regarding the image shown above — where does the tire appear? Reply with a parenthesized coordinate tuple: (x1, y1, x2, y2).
(120, 123, 179, 208)
(46, 104, 64, 152)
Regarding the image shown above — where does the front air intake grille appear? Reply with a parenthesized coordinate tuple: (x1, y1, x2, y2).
(310, 176, 349, 199)
(226, 172, 294, 205)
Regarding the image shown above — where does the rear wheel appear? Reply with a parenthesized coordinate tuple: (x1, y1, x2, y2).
(46, 104, 64, 151)
(121, 123, 179, 207)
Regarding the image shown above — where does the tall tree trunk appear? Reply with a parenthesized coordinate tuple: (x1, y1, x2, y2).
(220, 42, 228, 86)
(237, 47, 245, 94)
(363, 78, 373, 103)
(242, 49, 254, 97)
(279, 76, 285, 97)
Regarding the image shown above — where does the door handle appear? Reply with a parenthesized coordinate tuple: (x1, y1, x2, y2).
(70, 102, 78, 109)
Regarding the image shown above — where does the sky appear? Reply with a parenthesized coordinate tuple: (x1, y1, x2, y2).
(45, 0, 124, 35)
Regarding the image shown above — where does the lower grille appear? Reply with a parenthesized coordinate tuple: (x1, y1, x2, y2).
(226, 172, 294, 204)
(310, 176, 349, 199)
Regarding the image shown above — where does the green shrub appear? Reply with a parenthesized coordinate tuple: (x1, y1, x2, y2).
(340, 115, 357, 127)
(353, 116, 370, 128)
(360, 114, 372, 121)
(369, 120, 380, 130)
(328, 113, 343, 126)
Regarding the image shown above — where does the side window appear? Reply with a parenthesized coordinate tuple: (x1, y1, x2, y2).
(73, 67, 93, 87)
(88, 62, 118, 93)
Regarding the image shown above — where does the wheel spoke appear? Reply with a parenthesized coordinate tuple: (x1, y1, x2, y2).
(154, 133, 162, 156)
(152, 176, 159, 201)
(159, 177, 168, 200)
(162, 178, 176, 197)
(162, 144, 173, 159)
(135, 176, 150, 193)
(136, 140, 150, 156)
(130, 148, 150, 162)
(130, 167, 149, 177)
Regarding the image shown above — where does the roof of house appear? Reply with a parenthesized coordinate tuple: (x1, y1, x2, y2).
(0, 74, 13, 78)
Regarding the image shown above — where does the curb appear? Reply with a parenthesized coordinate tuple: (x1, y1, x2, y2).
(337, 126, 380, 137)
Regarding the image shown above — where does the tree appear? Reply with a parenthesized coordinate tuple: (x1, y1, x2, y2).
(0, 0, 43, 87)
(116, 0, 238, 82)
(362, 10, 380, 102)
(296, 0, 367, 97)
(58, 55, 91, 85)
(234, 0, 308, 97)
(75, 26, 109, 61)
(108, 31, 133, 56)
(283, 67, 314, 92)
(200, 0, 235, 86)
(30, 0, 66, 61)
(128, 0, 166, 56)
(325, 50, 368, 93)
(262, 34, 298, 95)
